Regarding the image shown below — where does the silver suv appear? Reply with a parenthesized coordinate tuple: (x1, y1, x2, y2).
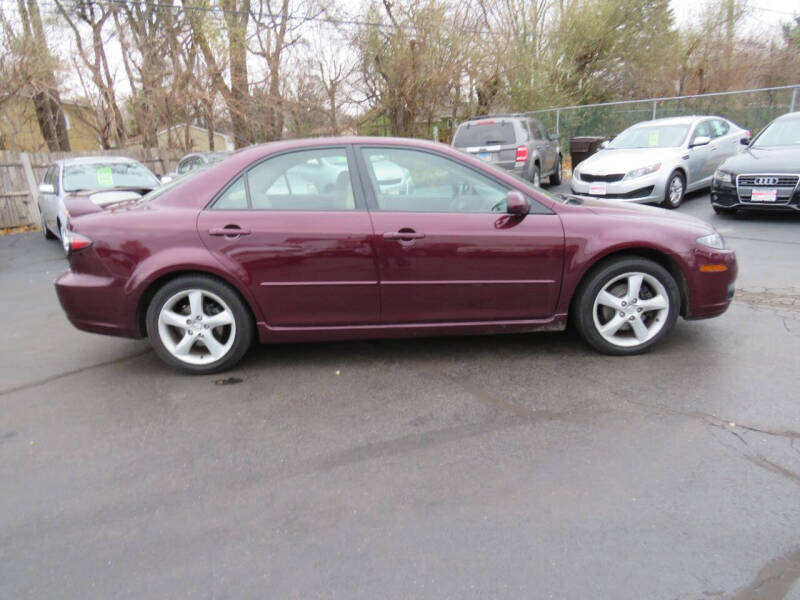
(452, 115, 562, 186)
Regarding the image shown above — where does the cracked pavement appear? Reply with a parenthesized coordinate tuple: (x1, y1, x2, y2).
(1, 190, 800, 599)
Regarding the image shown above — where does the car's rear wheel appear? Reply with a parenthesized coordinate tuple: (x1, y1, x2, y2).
(548, 155, 562, 186)
(40, 211, 55, 240)
(531, 164, 541, 187)
(573, 257, 680, 355)
(661, 171, 685, 209)
(146, 275, 254, 374)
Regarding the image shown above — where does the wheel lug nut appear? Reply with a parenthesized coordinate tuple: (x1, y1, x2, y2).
(619, 311, 625, 317)
(186, 319, 192, 325)
(629, 316, 635, 321)
(631, 298, 637, 304)
(637, 307, 642, 312)
(621, 301, 627, 307)
(196, 315, 202, 320)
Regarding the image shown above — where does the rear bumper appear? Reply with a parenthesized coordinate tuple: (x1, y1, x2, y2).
(55, 269, 141, 338)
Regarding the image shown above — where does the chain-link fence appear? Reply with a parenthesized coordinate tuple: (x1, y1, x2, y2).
(526, 85, 799, 161)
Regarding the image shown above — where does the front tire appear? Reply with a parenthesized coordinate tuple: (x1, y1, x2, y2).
(146, 275, 254, 374)
(41, 211, 55, 240)
(573, 257, 680, 355)
(661, 171, 685, 209)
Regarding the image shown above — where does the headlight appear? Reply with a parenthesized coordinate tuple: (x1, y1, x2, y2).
(623, 163, 661, 180)
(572, 165, 581, 180)
(697, 232, 725, 250)
(713, 169, 733, 184)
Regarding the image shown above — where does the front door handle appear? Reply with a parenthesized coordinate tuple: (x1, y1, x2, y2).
(209, 226, 251, 236)
(383, 230, 425, 241)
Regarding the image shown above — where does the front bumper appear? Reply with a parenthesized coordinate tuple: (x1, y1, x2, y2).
(711, 181, 800, 212)
(55, 269, 141, 338)
(683, 247, 738, 320)
(570, 171, 664, 204)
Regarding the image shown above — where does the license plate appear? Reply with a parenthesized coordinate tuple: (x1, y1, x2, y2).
(589, 182, 607, 196)
(477, 152, 492, 161)
(750, 188, 777, 202)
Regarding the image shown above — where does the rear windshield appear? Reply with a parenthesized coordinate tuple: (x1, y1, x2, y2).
(63, 162, 159, 192)
(453, 121, 517, 147)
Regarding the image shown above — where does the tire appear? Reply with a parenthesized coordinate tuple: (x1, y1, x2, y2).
(145, 275, 254, 374)
(572, 257, 680, 356)
(530, 164, 541, 187)
(713, 205, 737, 215)
(40, 211, 55, 240)
(548, 155, 562, 186)
(661, 171, 685, 209)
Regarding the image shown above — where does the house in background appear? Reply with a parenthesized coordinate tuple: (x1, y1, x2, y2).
(155, 124, 235, 152)
(0, 97, 101, 151)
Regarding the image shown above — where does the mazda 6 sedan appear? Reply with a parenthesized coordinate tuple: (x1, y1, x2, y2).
(55, 137, 737, 374)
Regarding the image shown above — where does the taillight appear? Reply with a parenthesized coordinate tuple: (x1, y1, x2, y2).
(64, 231, 93, 254)
(515, 146, 528, 162)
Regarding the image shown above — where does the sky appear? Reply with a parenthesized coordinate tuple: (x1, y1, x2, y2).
(671, 0, 798, 31)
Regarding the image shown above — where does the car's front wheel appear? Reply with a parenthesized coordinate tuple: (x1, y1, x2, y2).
(40, 211, 55, 240)
(146, 275, 254, 374)
(573, 257, 680, 355)
(661, 171, 685, 209)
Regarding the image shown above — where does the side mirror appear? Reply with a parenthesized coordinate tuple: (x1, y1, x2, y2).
(506, 190, 530, 215)
(548, 133, 560, 142)
(740, 136, 751, 145)
(691, 136, 711, 148)
(38, 183, 54, 194)
(600, 140, 610, 149)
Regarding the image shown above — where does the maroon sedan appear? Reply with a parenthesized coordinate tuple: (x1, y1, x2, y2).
(55, 137, 737, 373)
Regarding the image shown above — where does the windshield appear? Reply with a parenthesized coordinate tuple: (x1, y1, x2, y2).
(64, 161, 159, 192)
(752, 117, 800, 148)
(609, 125, 689, 149)
(453, 121, 517, 147)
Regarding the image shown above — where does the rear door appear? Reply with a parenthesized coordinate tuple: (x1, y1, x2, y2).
(452, 119, 519, 170)
(710, 118, 739, 164)
(197, 146, 380, 327)
(356, 145, 564, 323)
(531, 119, 556, 174)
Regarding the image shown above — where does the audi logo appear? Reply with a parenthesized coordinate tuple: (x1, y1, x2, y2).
(754, 177, 779, 186)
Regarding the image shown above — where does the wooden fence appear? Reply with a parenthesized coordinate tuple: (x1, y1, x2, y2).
(0, 148, 183, 229)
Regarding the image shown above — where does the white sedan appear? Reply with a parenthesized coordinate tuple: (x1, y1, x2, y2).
(570, 116, 749, 208)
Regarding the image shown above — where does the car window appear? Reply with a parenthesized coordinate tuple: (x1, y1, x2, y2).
(752, 116, 800, 148)
(531, 120, 545, 140)
(212, 176, 248, 210)
(246, 148, 354, 211)
(452, 121, 517, 147)
(178, 159, 192, 174)
(43, 166, 56, 189)
(360, 147, 509, 213)
(610, 125, 690, 148)
(710, 119, 729, 138)
(691, 121, 712, 143)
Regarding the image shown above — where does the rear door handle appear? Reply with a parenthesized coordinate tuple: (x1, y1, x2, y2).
(209, 226, 251, 236)
(383, 230, 425, 240)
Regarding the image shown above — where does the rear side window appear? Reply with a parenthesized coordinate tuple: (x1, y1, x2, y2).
(212, 176, 247, 210)
(453, 121, 517, 147)
(529, 120, 545, 140)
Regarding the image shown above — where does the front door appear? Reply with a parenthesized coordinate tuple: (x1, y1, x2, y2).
(356, 146, 565, 323)
(197, 147, 380, 327)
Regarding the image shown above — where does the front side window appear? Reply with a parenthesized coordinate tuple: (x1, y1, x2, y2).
(63, 161, 159, 192)
(710, 119, 729, 138)
(360, 147, 510, 213)
(246, 148, 354, 211)
(691, 121, 712, 143)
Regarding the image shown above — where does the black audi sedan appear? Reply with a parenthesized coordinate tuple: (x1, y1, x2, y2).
(711, 111, 800, 214)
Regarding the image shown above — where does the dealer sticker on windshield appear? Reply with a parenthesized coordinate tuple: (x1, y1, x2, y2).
(96, 167, 114, 187)
(589, 182, 607, 196)
(750, 188, 777, 202)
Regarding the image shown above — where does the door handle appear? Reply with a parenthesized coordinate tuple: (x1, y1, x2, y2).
(209, 226, 251, 236)
(383, 230, 425, 241)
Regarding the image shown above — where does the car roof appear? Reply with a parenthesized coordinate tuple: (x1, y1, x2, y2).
(55, 156, 144, 167)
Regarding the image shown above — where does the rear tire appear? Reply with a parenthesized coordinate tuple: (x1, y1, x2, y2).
(548, 155, 562, 186)
(146, 275, 254, 374)
(573, 257, 680, 355)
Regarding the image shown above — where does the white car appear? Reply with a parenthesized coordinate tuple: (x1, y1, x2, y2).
(37, 156, 160, 250)
(570, 116, 749, 208)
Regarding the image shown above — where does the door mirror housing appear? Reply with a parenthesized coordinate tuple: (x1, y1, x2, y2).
(506, 191, 530, 215)
(38, 183, 54, 194)
(740, 136, 751, 145)
(690, 136, 711, 148)
(600, 140, 610, 149)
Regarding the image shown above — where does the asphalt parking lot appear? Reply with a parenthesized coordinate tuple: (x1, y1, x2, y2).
(2, 187, 800, 599)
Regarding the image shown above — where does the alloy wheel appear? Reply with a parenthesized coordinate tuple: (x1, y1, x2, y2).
(157, 289, 236, 365)
(668, 176, 684, 206)
(592, 271, 670, 348)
